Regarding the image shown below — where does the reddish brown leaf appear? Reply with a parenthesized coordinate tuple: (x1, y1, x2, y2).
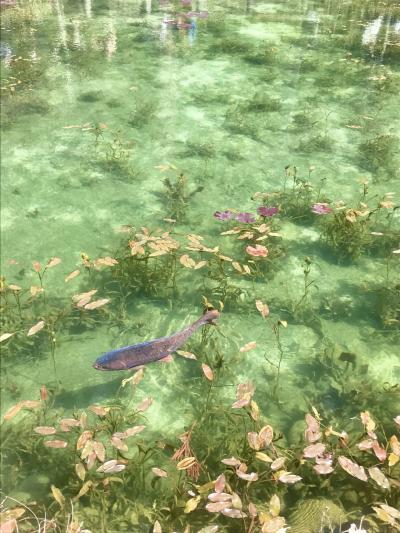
(151, 467, 168, 478)
(201, 364, 214, 381)
(27, 320, 45, 336)
(34, 426, 57, 435)
(338, 456, 368, 481)
(44, 440, 68, 448)
(303, 443, 326, 458)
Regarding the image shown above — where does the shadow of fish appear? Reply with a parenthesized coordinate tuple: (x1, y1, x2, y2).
(93, 309, 219, 371)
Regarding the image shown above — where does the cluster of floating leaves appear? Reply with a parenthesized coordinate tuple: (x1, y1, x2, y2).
(3, 370, 399, 532)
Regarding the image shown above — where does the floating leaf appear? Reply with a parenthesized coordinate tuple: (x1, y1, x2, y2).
(3, 403, 23, 421)
(221, 508, 247, 519)
(232, 261, 242, 272)
(390, 435, 400, 455)
(153, 520, 162, 533)
(379, 504, 400, 520)
(84, 298, 110, 310)
(236, 470, 258, 481)
(357, 439, 374, 451)
(260, 516, 286, 532)
(27, 320, 45, 336)
(232, 398, 250, 409)
(60, 418, 81, 432)
(388, 452, 400, 467)
(137, 397, 153, 412)
(372, 441, 387, 462)
(255, 452, 273, 463)
(256, 300, 270, 318)
(111, 436, 128, 452)
(97, 460, 126, 474)
(180, 254, 196, 268)
(247, 432, 260, 451)
(32, 261, 41, 272)
(221, 457, 241, 467)
(8, 284, 22, 291)
(44, 440, 68, 448)
(202, 364, 214, 381)
(176, 350, 197, 360)
(30, 285, 44, 297)
(314, 464, 334, 475)
(22, 400, 41, 409)
(93, 256, 118, 267)
(372, 506, 397, 526)
(51, 485, 65, 507)
(206, 501, 227, 513)
(47, 257, 61, 269)
(152, 467, 168, 478)
(184, 496, 201, 513)
(271, 457, 285, 471)
(208, 492, 232, 503)
(75, 463, 86, 481)
(177, 457, 196, 470)
(368, 467, 390, 489)
(248, 502, 257, 518)
(76, 431, 93, 450)
(338, 456, 368, 481)
(121, 368, 145, 388)
(124, 425, 146, 438)
(0, 519, 17, 533)
(305, 413, 322, 443)
(250, 400, 260, 421)
(237, 382, 255, 401)
(74, 481, 93, 500)
(88, 405, 110, 417)
(259, 425, 274, 447)
(360, 410, 376, 436)
(0, 332, 15, 343)
(269, 494, 280, 517)
(303, 443, 326, 458)
(215, 474, 226, 493)
(278, 471, 302, 484)
(72, 289, 97, 303)
(239, 341, 257, 353)
(194, 260, 207, 269)
(93, 441, 106, 462)
(34, 426, 57, 435)
(65, 270, 80, 282)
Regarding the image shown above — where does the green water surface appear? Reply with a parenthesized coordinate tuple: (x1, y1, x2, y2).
(1, 0, 400, 529)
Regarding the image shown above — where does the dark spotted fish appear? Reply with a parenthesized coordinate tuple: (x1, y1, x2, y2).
(93, 310, 219, 371)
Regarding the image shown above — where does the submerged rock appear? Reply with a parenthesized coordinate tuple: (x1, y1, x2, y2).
(288, 498, 346, 533)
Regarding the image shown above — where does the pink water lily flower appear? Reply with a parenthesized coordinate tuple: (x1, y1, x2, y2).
(257, 206, 279, 217)
(214, 210, 234, 221)
(246, 245, 268, 257)
(311, 203, 332, 215)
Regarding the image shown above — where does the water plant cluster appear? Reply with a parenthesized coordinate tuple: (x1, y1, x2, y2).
(1, 169, 399, 531)
(1, 378, 399, 532)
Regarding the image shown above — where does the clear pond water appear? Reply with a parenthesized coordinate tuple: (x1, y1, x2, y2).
(1, 0, 399, 530)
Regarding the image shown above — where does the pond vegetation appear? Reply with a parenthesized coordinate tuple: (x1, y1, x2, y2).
(1, 0, 399, 531)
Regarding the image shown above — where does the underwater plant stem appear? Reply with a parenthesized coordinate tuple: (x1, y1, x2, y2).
(272, 324, 284, 399)
(13, 292, 22, 320)
(49, 331, 61, 385)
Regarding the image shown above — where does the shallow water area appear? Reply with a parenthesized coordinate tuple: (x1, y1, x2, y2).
(1, 0, 400, 530)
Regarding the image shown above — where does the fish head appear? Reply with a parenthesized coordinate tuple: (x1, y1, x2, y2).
(93, 360, 109, 371)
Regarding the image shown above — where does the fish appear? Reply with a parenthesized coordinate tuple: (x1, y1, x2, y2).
(93, 309, 220, 371)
